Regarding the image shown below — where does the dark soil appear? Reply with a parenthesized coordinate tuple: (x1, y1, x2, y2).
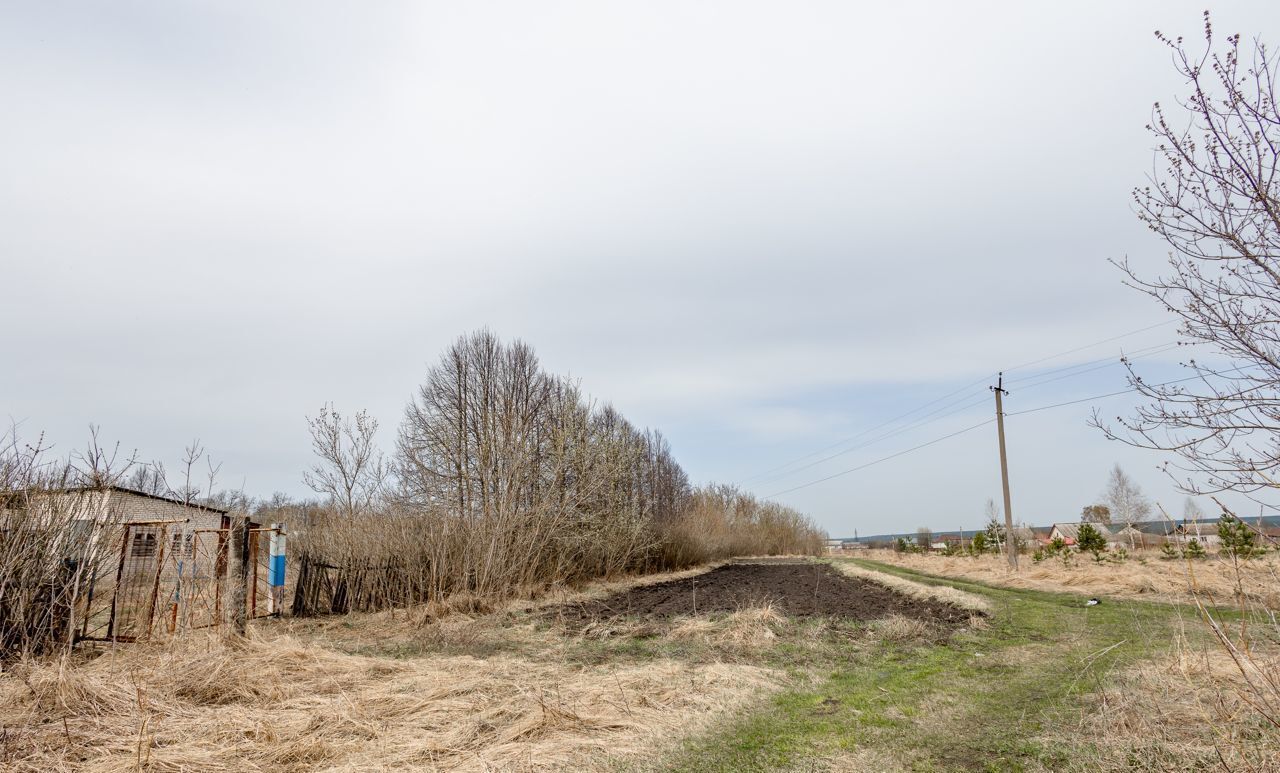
(551, 560, 972, 625)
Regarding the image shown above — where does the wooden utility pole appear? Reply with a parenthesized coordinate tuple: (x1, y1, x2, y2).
(991, 373, 1018, 570)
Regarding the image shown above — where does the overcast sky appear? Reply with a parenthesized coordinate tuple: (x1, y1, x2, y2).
(5, 2, 1279, 536)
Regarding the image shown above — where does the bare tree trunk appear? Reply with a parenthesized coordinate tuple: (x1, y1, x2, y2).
(228, 516, 250, 636)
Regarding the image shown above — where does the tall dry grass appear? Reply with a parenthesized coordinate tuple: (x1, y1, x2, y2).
(1058, 628, 1280, 770)
(0, 582, 781, 771)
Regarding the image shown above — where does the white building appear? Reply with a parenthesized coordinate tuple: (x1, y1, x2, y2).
(4, 485, 231, 559)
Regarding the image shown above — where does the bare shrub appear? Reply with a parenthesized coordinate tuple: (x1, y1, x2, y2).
(1091, 14, 1280, 765)
(655, 485, 826, 566)
(0, 428, 131, 660)
(303, 404, 386, 518)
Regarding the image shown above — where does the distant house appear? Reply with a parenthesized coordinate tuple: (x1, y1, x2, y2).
(1048, 523, 1081, 546)
(1108, 524, 1147, 549)
(1009, 526, 1037, 549)
(1174, 521, 1221, 547)
(935, 534, 964, 548)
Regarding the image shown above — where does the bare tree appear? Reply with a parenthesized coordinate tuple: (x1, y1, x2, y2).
(1183, 496, 1206, 522)
(70, 425, 139, 488)
(125, 462, 168, 496)
(304, 404, 386, 518)
(1104, 464, 1152, 546)
(915, 527, 933, 550)
(1096, 14, 1280, 499)
(172, 439, 221, 507)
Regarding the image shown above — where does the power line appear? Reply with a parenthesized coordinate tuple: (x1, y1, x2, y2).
(735, 376, 993, 484)
(777, 341, 1184, 484)
(765, 419, 996, 498)
(1006, 366, 1246, 417)
(749, 392, 993, 487)
(1002, 340, 1181, 388)
(766, 367, 1234, 499)
(772, 345, 1177, 485)
(1000, 320, 1176, 374)
(1005, 341, 1185, 393)
(740, 320, 1178, 490)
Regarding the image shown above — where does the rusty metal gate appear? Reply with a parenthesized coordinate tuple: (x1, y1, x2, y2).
(76, 523, 284, 643)
(77, 521, 183, 642)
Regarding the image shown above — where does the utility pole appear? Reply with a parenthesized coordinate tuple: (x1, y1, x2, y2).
(991, 373, 1018, 570)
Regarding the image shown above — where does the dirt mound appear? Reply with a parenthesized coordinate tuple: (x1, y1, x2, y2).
(551, 561, 971, 624)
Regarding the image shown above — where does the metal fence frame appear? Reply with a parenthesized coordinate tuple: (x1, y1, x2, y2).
(75, 521, 285, 643)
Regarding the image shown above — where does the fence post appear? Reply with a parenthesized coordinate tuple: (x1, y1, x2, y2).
(267, 523, 286, 616)
(228, 516, 250, 636)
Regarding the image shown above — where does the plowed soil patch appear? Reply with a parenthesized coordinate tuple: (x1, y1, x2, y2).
(553, 561, 971, 624)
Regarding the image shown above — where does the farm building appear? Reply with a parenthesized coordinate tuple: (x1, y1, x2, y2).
(6, 485, 231, 553)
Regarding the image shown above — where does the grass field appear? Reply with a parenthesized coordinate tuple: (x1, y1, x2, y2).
(861, 548, 1280, 608)
(3, 557, 1271, 771)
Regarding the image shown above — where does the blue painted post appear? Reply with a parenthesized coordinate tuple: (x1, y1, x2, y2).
(268, 524, 286, 615)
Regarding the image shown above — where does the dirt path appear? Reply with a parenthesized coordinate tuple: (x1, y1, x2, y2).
(551, 559, 972, 624)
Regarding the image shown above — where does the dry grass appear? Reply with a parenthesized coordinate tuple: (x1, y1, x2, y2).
(830, 561, 993, 615)
(868, 615, 932, 643)
(0, 563, 786, 772)
(1, 632, 776, 773)
(667, 604, 789, 649)
(863, 549, 1280, 607)
(1052, 634, 1280, 770)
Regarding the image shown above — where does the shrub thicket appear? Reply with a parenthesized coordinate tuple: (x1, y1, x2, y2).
(0, 431, 130, 660)
(293, 331, 826, 616)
